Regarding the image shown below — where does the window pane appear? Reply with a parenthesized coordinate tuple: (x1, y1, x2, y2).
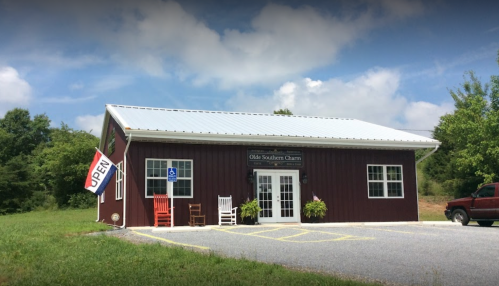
(387, 166, 402, 181)
(387, 182, 402, 197)
(368, 166, 383, 180)
(147, 179, 167, 196)
(477, 186, 495, 197)
(369, 182, 384, 197)
(173, 179, 191, 196)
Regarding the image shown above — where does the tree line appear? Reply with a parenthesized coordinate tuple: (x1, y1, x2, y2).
(0, 108, 98, 214)
(420, 51, 499, 198)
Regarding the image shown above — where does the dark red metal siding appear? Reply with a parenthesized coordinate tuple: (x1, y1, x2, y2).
(98, 117, 125, 226)
(126, 143, 253, 227)
(302, 149, 417, 222)
(121, 141, 418, 227)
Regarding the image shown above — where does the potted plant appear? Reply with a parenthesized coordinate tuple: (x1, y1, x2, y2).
(303, 198, 327, 223)
(240, 198, 262, 225)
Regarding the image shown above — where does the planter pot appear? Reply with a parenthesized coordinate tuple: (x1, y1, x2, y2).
(309, 216, 320, 223)
(243, 217, 256, 225)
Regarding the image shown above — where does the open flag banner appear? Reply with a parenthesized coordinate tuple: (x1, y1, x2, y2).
(85, 151, 117, 196)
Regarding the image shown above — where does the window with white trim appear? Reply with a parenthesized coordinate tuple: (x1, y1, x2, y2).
(145, 159, 193, 198)
(367, 165, 403, 198)
(116, 161, 123, 200)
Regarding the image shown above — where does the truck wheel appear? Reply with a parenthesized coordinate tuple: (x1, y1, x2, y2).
(477, 221, 494, 227)
(451, 209, 469, 226)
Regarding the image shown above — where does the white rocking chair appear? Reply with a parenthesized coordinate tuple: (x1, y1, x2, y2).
(218, 195, 238, 226)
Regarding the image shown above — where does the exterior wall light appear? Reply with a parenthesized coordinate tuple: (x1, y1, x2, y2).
(247, 171, 254, 184)
(302, 173, 308, 184)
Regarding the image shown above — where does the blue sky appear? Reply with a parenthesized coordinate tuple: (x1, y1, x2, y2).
(0, 0, 498, 138)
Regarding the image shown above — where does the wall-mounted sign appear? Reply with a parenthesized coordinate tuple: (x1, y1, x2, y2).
(247, 149, 303, 167)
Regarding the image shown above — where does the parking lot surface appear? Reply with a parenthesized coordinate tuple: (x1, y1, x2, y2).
(127, 223, 499, 285)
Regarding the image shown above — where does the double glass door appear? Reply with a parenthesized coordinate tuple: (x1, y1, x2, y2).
(255, 170, 300, 223)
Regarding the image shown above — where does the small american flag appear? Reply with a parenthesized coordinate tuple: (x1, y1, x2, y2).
(312, 192, 320, 201)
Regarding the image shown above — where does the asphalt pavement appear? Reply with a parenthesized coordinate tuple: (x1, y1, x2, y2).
(122, 222, 499, 286)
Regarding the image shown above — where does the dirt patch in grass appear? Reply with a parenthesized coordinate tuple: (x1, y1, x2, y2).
(419, 196, 450, 221)
(419, 197, 447, 213)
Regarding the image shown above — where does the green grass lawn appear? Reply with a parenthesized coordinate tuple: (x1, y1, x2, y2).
(0, 209, 381, 286)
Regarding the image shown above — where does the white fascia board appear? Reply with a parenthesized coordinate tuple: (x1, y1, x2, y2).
(125, 129, 440, 150)
(106, 104, 130, 132)
(98, 112, 110, 151)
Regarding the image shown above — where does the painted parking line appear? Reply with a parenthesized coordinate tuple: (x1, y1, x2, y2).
(213, 227, 374, 243)
(353, 226, 438, 236)
(131, 230, 210, 250)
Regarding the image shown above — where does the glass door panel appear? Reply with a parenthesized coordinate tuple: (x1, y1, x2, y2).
(255, 170, 299, 223)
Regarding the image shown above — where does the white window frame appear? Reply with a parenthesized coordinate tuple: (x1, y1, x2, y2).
(100, 191, 105, 203)
(116, 161, 123, 200)
(367, 165, 404, 199)
(145, 158, 193, 199)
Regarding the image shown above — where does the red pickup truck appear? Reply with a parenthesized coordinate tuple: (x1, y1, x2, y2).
(444, 183, 499, 226)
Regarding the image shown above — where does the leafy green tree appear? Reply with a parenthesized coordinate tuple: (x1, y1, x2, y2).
(35, 124, 99, 206)
(425, 52, 499, 197)
(0, 108, 99, 213)
(273, 108, 293, 115)
(0, 154, 33, 214)
(0, 108, 50, 164)
(0, 109, 50, 213)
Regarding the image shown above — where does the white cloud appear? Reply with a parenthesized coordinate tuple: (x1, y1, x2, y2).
(227, 68, 453, 138)
(0, 66, 32, 117)
(72, 0, 424, 88)
(69, 82, 84, 90)
(403, 101, 453, 133)
(411, 43, 499, 78)
(1, 0, 426, 88)
(75, 114, 104, 137)
(20, 52, 105, 70)
(41, 95, 97, 103)
(90, 76, 134, 93)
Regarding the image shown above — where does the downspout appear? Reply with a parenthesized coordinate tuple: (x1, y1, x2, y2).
(120, 133, 133, 228)
(416, 145, 439, 164)
(415, 145, 439, 221)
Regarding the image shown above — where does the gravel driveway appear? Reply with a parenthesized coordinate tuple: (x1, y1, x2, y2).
(106, 223, 499, 286)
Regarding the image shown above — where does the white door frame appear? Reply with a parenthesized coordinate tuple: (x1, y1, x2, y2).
(254, 169, 301, 223)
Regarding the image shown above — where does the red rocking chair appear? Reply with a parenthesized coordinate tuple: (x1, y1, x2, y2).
(154, 193, 173, 227)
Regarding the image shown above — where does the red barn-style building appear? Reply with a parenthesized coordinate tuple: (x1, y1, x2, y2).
(97, 104, 440, 227)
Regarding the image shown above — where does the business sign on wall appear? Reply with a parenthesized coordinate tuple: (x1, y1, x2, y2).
(247, 149, 303, 167)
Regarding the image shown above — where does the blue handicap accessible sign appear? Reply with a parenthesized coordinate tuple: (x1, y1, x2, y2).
(167, 167, 177, 182)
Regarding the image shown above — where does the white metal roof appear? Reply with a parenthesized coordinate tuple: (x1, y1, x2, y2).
(101, 104, 440, 150)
